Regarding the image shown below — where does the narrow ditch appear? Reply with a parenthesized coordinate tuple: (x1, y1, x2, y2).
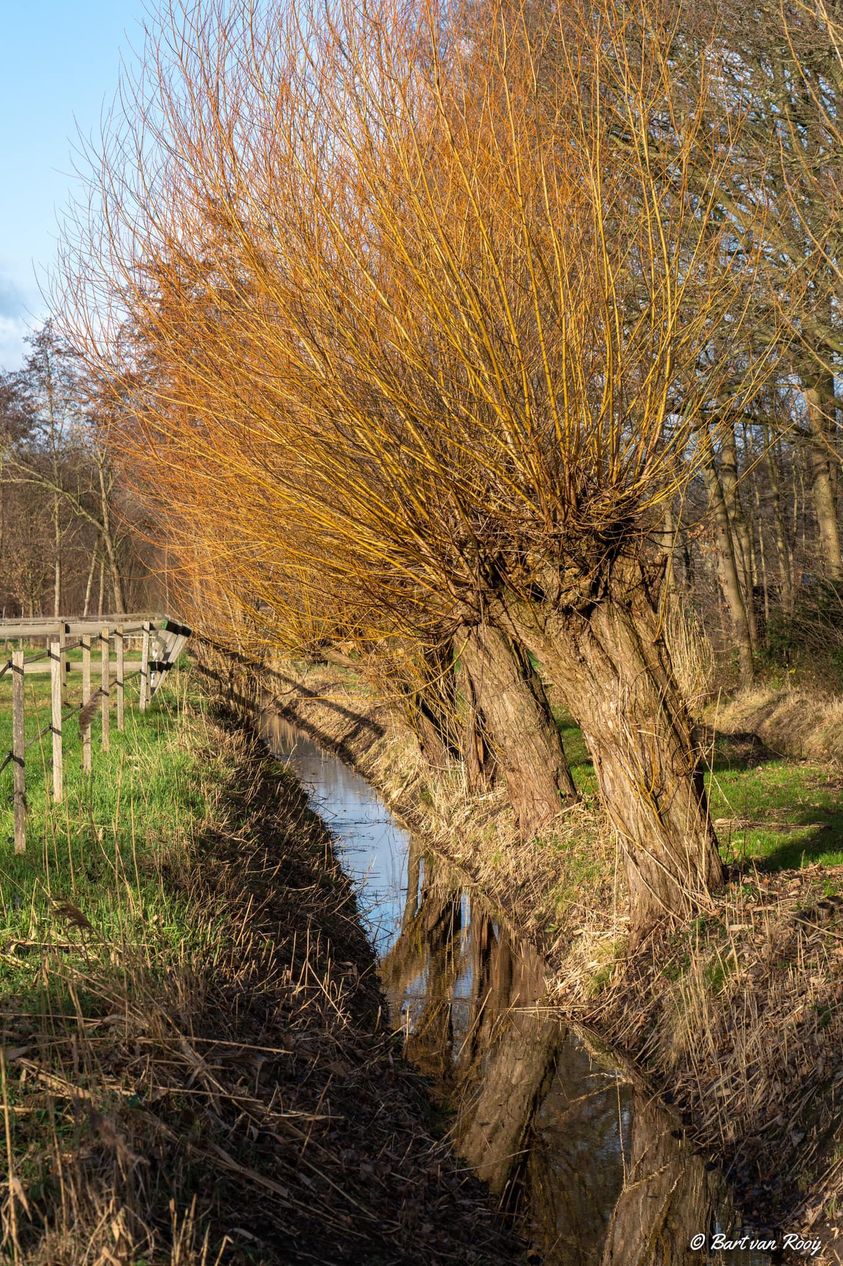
(259, 708, 776, 1266)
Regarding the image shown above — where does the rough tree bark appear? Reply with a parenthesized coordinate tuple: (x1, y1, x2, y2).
(459, 623, 578, 838)
(804, 376, 842, 581)
(458, 657, 497, 793)
(701, 455, 755, 684)
(504, 563, 724, 935)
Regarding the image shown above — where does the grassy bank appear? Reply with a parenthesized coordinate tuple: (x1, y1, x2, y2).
(0, 673, 520, 1265)
(704, 686, 843, 770)
(230, 654, 843, 1256)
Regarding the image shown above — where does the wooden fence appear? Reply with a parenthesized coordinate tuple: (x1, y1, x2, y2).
(0, 615, 191, 853)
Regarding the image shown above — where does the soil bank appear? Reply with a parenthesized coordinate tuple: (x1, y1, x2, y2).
(3, 693, 522, 1266)
(198, 650, 843, 1263)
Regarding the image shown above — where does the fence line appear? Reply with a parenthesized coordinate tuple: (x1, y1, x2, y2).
(12, 652, 25, 854)
(1, 616, 191, 852)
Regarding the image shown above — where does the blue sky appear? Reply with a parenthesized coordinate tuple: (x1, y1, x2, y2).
(0, 1, 149, 370)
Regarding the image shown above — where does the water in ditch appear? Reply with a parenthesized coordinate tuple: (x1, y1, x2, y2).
(259, 709, 776, 1266)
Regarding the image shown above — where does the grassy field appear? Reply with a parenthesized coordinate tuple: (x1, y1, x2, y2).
(0, 665, 203, 977)
(556, 712, 843, 871)
(0, 670, 214, 1260)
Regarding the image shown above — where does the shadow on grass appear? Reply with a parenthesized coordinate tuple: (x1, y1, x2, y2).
(0, 701, 522, 1266)
(704, 730, 782, 773)
(554, 709, 843, 873)
(747, 802, 843, 873)
(194, 657, 386, 771)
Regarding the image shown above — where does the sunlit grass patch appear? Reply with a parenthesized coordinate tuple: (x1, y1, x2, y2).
(0, 672, 209, 961)
(705, 737, 843, 870)
(554, 710, 843, 871)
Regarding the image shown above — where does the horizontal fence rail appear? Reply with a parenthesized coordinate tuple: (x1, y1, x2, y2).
(0, 616, 191, 852)
(0, 613, 159, 640)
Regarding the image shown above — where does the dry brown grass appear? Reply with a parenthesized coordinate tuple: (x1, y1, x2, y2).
(706, 686, 843, 765)
(1, 701, 520, 1266)
(572, 867, 843, 1233)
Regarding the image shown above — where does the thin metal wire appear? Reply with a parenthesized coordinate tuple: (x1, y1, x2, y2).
(2, 628, 185, 800)
(18, 647, 52, 665)
(24, 722, 53, 753)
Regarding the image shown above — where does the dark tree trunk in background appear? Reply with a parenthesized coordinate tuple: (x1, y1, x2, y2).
(805, 375, 842, 581)
(404, 640, 460, 769)
(506, 564, 724, 935)
(701, 455, 755, 685)
(460, 623, 578, 838)
(766, 434, 795, 615)
(719, 426, 756, 644)
(96, 454, 127, 614)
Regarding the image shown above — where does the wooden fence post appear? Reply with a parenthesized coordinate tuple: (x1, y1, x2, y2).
(116, 625, 125, 732)
(150, 627, 161, 697)
(59, 624, 67, 707)
(140, 622, 150, 712)
(12, 651, 26, 853)
(51, 639, 63, 803)
(100, 626, 110, 752)
(81, 635, 92, 774)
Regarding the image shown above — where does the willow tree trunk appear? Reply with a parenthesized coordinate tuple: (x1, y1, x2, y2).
(459, 659, 496, 793)
(506, 570, 724, 934)
(460, 623, 577, 837)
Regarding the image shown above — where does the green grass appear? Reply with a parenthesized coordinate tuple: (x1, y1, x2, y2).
(555, 710, 843, 872)
(705, 735, 843, 870)
(1, 639, 146, 665)
(0, 668, 213, 997)
(556, 714, 597, 794)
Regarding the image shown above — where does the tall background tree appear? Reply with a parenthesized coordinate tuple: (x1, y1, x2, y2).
(0, 321, 164, 617)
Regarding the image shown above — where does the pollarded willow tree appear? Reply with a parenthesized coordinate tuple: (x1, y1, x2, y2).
(60, 0, 778, 931)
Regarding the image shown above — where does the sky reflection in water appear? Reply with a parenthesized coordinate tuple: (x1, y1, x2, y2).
(262, 708, 772, 1266)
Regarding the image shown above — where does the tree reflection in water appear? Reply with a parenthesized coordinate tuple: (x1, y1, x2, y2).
(263, 718, 773, 1266)
(383, 842, 771, 1266)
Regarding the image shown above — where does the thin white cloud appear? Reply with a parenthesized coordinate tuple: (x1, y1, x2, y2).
(0, 312, 32, 372)
(0, 272, 40, 371)
(0, 274, 25, 318)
